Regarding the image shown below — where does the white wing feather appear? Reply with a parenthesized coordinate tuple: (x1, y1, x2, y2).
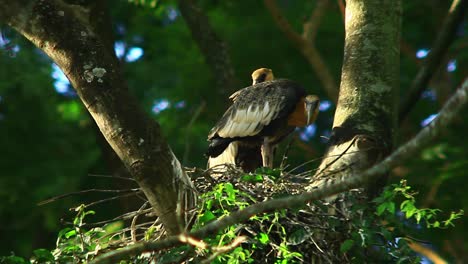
(217, 101, 277, 138)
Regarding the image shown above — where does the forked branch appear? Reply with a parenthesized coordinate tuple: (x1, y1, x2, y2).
(263, 0, 339, 102)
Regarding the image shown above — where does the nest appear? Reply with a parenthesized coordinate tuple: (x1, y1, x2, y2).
(173, 165, 355, 263)
(57, 166, 363, 263)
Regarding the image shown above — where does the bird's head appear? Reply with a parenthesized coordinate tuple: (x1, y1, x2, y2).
(304, 95, 320, 125)
(251, 68, 274, 85)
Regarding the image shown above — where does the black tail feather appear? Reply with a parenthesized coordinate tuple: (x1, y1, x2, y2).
(206, 138, 233, 157)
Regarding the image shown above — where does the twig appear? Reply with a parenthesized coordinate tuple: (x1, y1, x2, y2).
(302, 0, 329, 42)
(131, 202, 149, 243)
(183, 101, 206, 164)
(91, 78, 468, 264)
(406, 238, 448, 264)
(280, 134, 295, 171)
(263, 0, 339, 102)
(82, 208, 154, 227)
(87, 173, 136, 182)
(336, 0, 345, 23)
(399, 0, 468, 122)
(71, 191, 142, 210)
(200, 236, 247, 264)
(38, 188, 140, 206)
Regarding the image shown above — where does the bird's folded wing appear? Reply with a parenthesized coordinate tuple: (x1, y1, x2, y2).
(209, 80, 299, 139)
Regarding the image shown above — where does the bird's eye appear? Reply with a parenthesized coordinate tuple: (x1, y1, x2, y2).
(255, 73, 266, 83)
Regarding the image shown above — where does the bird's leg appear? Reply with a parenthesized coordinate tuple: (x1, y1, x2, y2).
(261, 140, 274, 168)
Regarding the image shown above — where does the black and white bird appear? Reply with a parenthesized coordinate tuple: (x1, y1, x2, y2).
(207, 68, 320, 170)
(207, 68, 274, 172)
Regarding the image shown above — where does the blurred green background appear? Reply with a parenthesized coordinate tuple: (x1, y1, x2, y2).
(0, 0, 466, 262)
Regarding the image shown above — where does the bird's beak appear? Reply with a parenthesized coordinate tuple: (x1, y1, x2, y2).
(305, 100, 319, 125)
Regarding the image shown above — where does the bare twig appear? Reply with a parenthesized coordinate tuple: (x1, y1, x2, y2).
(336, 0, 345, 22)
(131, 202, 149, 243)
(302, 0, 329, 42)
(183, 101, 206, 164)
(263, 0, 339, 102)
(71, 191, 142, 210)
(38, 188, 140, 206)
(82, 208, 154, 227)
(406, 239, 448, 264)
(200, 236, 247, 264)
(91, 79, 468, 264)
(87, 173, 136, 181)
(399, 0, 468, 122)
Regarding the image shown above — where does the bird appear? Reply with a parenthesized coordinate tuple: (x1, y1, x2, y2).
(207, 69, 320, 169)
(207, 68, 274, 172)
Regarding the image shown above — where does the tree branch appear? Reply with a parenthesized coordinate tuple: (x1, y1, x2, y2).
(0, 0, 195, 235)
(91, 78, 468, 264)
(178, 0, 238, 96)
(263, 0, 339, 102)
(302, 0, 329, 42)
(399, 0, 468, 122)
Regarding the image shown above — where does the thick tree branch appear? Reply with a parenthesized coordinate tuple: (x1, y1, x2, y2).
(91, 78, 468, 264)
(310, 0, 401, 199)
(263, 0, 339, 102)
(0, 0, 195, 235)
(399, 0, 468, 122)
(178, 0, 238, 96)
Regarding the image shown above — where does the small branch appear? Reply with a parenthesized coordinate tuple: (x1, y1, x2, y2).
(200, 236, 247, 264)
(399, 0, 468, 122)
(264, 0, 305, 47)
(178, 0, 238, 96)
(131, 202, 149, 243)
(91, 78, 468, 264)
(37, 188, 140, 206)
(263, 0, 339, 102)
(302, 0, 329, 42)
(183, 101, 206, 164)
(336, 0, 345, 22)
(406, 239, 448, 264)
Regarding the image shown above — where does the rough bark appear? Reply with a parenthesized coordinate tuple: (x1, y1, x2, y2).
(178, 0, 238, 96)
(0, 0, 195, 235)
(310, 0, 401, 197)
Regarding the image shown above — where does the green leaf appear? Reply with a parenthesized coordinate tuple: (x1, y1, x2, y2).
(241, 174, 263, 183)
(205, 199, 213, 210)
(340, 239, 355, 253)
(224, 183, 236, 201)
(257, 233, 270, 245)
(199, 210, 216, 223)
(65, 230, 77, 238)
(387, 202, 396, 214)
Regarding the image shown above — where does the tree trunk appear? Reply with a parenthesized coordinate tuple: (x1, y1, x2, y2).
(310, 0, 401, 201)
(0, 0, 195, 235)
